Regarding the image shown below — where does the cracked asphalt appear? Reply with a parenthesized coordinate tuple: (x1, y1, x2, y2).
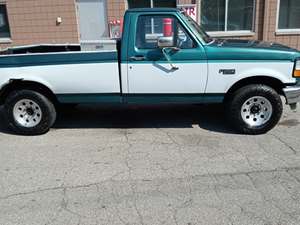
(0, 104, 300, 225)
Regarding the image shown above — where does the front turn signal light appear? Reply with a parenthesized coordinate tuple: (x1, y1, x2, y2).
(294, 60, 300, 77)
(294, 70, 300, 77)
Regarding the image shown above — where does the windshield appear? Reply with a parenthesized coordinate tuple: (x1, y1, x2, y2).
(181, 12, 213, 44)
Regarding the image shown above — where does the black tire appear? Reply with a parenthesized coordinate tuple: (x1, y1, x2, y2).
(4, 90, 57, 135)
(226, 84, 283, 135)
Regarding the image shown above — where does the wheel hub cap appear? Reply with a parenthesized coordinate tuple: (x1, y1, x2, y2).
(250, 104, 261, 114)
(241, 96, 273, 127)
(26, 108, 34, 116)
(13, 99, 42, 128)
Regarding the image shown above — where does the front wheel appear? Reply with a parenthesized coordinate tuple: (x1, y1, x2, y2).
(226, 84, 283, 135)
(4, 90, 57, 135)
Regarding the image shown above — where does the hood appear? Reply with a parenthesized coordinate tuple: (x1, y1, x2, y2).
(205, 39, 300, 61)
(213, 39, 297, 51)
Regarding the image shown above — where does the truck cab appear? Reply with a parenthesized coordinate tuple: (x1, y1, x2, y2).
(122, 8, 209, 99)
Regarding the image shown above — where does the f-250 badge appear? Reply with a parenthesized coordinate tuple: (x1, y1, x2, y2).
(219, 69, 236, 75)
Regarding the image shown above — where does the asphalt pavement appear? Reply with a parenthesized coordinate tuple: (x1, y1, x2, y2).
(0, 104, 300, 225)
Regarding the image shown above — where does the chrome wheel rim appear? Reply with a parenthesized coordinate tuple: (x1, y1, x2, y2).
(241, 96, 273, 127)
(13, 99, 42, 128)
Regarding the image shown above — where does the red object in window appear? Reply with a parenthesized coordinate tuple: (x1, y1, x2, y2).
(109, 19, 123, 39)
(119, 18, 123, 34)
(163, 18, 173, 37)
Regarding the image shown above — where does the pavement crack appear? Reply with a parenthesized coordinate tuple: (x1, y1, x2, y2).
(123, 129, 145, 225)
(270, 133, 297, 154)
(111, 184, 128, 225)
(2, 167, 300, 201)
(0, 182, 108, 201)
(286, 170, 300, 184)
(172, 208, 179, 225)
(61, 187, 86, 220)
(0, 186, 64, 201)
(44, 189, 65, 225)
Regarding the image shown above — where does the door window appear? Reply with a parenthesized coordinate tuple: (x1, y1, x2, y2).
(135, 15, 196, 49)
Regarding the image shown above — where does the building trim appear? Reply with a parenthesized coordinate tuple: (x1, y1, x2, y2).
(74, 0, 82, 44)
(276, 30, 300, 36)
(276, 0, 280, 32)
(0, 38, 12, 44)
(207, 31, 255, 38)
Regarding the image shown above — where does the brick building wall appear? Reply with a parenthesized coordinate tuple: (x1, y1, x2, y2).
(0, 0, 79, 49)
(107, 0, 126, 22)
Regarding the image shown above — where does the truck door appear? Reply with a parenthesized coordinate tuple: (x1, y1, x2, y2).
(126, 13, 207, 100)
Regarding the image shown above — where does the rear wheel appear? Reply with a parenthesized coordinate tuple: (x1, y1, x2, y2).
(226, 84, 283, 134)
(4, 90, 56, 135)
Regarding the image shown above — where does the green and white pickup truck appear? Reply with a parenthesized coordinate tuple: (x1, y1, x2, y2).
(0, 8, 300, 135)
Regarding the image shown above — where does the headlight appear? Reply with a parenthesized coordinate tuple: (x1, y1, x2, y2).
(294, 60, 300, 77)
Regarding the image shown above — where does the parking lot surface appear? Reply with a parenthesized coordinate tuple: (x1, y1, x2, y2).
(0, 104, 300, 225)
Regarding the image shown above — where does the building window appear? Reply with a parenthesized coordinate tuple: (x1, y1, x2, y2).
(201, 0, 255, 32)
(0, 4, 11, 38)
(128, 0, 176, 9)
(278, 0, 300, 30)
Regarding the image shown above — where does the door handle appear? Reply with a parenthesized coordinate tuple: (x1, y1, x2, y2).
(130, 56, 146, 61)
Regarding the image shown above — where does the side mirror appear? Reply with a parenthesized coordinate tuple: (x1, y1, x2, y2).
(157, 36, 174, 48)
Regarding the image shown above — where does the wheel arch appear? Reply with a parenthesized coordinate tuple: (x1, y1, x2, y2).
(0, 79, 58, 105)
(224, 76, 286, 102)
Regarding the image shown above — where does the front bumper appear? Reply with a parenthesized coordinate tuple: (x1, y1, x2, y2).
(283, 85, 300, 105)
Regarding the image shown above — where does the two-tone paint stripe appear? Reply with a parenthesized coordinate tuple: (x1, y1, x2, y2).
(56, 93, 225, 104)
(0, 51, 118, 68)
(0, 50, 294, 68)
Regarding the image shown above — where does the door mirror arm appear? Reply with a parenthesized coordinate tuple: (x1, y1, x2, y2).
(162, 47, 180, 71)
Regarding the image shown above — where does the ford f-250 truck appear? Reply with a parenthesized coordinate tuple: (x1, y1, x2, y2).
(0, 8, 300, 135)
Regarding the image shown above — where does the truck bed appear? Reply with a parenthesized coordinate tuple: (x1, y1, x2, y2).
(0, 47, 121, 103)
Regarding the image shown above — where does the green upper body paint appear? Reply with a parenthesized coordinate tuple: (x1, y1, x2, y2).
(205, 39, 300, 62)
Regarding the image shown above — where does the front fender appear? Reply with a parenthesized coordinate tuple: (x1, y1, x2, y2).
(206, 61, 295, 94)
